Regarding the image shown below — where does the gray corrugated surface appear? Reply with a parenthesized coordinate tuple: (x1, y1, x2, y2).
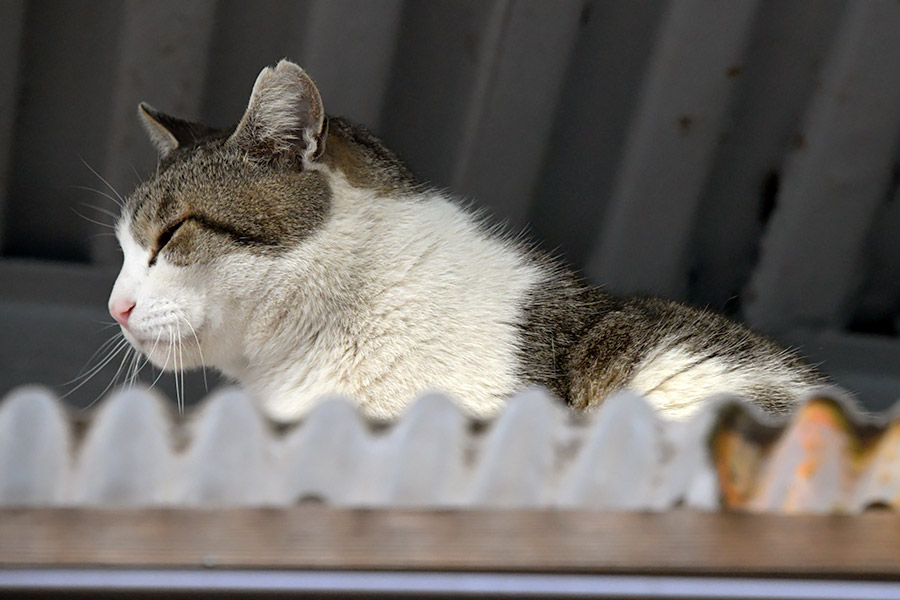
(0, 0, 898, 410)
(744, 1, 900, 332)
(93, 0, 218, 264)
(0, 386, 713, 509)
(0, 0, 25, 252)
(587, 0, 760, 299)
(2, 384, 897, 513)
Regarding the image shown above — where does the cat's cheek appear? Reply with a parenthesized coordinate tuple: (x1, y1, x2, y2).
(111, 226, 150, 291)
(199, 297, 228, 332)
(146, 263, 207, 322)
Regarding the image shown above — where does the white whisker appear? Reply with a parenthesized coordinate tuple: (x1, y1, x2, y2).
(70, 185, 125, 211)
(61, 337, 130, 397)
(71, 208, 116, 230)
(149, 331, 172, 391)
(175, 320, 185, 414)
(67, 334, 123, 384)
(126, 348, 140, 387)
(136, 330, 163, 380)
(180, 315, 207, 392)
(81, 343, 134, 410)
(167, 325, 181, 414)
(127, 161, 142, 186)
(108, 344, 134, 393)
(79, 157, 125, 208)
(78, 200, 121, 221)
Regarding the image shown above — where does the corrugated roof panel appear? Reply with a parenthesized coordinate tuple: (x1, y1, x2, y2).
(853, 418, 900, 510)
(1, 384, 897, 513)
(0, 387, 70, 505)
(711, 393, 900, 513)
(72, 387, 174, 506)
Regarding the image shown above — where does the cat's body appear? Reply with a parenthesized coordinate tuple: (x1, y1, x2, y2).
(108, 60, 824, 422)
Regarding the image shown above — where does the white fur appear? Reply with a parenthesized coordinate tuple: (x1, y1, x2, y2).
(110, 168, 544, 422)
(109, 170, 809, 422)
(109, 226, 209, 372)
(628, 348, 744, 419)
(112, 60, 812, 422)
(629, 346, 809, 420)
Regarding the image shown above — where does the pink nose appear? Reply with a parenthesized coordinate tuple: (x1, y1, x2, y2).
(110, 298, 136, 328)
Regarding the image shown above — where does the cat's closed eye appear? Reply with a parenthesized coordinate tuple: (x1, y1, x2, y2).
(149, 218, 187, 266)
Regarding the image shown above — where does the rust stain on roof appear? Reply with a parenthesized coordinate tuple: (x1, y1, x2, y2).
(712, 396, 898, 513)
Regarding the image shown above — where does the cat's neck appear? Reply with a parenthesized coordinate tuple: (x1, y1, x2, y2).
(226, 169, 545, 421)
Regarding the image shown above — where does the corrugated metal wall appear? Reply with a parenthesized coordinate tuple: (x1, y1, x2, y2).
(1, 0, 899, 409)
(5, 385, 898, 514)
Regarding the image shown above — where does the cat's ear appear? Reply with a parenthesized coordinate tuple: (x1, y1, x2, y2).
(228, 59, 326, 164)
(138, 103, 218, 158)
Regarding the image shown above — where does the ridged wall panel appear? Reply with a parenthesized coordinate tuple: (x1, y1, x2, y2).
(1, 1, 899, 433)
(2, 385, 897, 514)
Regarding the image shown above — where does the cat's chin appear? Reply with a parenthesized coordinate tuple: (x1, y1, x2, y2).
(127, 334, 205, 371)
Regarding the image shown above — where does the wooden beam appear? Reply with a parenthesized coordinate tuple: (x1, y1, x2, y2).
(3, 508, 900, 577)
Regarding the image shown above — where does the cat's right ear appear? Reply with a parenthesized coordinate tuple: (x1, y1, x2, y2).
(138, 103, 218, 158)
(227, 60, 326, 166)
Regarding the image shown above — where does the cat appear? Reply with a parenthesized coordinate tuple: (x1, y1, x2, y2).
(107, 59, 825, 422)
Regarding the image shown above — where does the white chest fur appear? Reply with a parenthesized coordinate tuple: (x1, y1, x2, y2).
(233, 173, 543, 421)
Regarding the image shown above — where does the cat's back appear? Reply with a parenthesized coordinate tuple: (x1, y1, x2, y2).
(317, 137, 825, 420)
(562, 293, 824, 418)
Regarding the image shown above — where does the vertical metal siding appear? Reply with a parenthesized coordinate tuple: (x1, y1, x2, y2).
(92, 0, 219, 265)
(689, 0, 849, 313)
(0, 0, 899, 409)
(743, 1, 900, 332)
(445, 0, 583, 230)
(4, 0, 123, 261)
(531, 0, 665, 268)
(586, 0, 761, 299)
(0, 0, 26, 254)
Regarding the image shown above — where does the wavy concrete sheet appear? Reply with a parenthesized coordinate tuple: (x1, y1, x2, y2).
(711, 392, 899, 513)
(0, 384, 895, 513)
(0, 387, 70, 505)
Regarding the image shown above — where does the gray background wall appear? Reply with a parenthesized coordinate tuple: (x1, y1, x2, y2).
(1, 0, 899, 410)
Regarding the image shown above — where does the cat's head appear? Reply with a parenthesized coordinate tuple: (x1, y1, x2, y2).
(108, 60, 331, 374)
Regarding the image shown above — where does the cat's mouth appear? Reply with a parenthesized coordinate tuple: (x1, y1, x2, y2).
(128, 332, 205, 372)
(124, 327, 200, 352)
(140, 337, 185, 349)
(125, 330, 196, 349)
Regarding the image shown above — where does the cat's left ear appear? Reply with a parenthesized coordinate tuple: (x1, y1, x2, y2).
(228, 60, 326, 165)
(138, 103, 218, 158)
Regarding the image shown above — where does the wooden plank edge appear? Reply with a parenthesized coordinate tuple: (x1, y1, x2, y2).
(1, 508, 899, 577)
